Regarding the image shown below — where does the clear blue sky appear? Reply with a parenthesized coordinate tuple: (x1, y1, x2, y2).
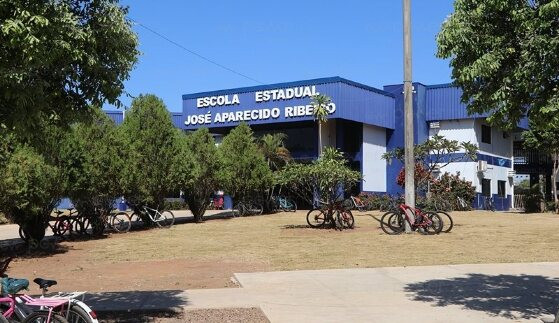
(116, 1, 455, 112)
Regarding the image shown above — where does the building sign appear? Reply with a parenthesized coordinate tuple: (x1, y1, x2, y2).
(185, 85, 336, 126)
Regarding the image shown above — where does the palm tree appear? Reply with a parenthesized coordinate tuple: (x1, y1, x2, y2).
(310, 94, 331, 156)
(259, 133, 291, 171)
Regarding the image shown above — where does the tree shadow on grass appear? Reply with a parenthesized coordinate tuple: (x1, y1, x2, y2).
(404, 273, 559, 320)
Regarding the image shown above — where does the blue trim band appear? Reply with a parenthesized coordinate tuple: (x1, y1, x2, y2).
(428, 152, 512, 168)
(182, 76, 395, 100)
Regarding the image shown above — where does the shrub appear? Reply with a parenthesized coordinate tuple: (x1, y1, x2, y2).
(172, 128, 219, 222)
(430, 172, 476, 210)
(118, 94, 178, 211)
(0, 145, 63, 241)
(218, 123, 272, 202)
(524, 185, 543, 213)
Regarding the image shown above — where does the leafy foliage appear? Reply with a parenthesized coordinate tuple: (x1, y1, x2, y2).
(437, 0, 559, 129)
(258, 133, 291, 171)
(0, 145, 62, 240)
(60, 108, 122, 231)
(118, 94, 178, 209)
(522, 117, 559, 212)
(383, 134, 478, 190)
(277, 147, 361, 205)
(172, 128, 219, 222)
(524, 184, 544, 213)
(218, 123, 272, 201)
(429, 172, 476, 210)
(0, 0, 139, 136)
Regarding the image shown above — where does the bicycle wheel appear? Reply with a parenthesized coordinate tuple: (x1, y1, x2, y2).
(79, 216, 91, 235)
(437, 211, 454, 233)
(19, 227, 29, 241)
(286, 199, 297, 212)
(111, 212, 132, 233)
(306, 209, 326, 228)
(67, 304, 96, 323)
(54, 216, 72, 236)
(341, 210, 355, 229)
(380, 211, 404, 235)
(422, 212, 443, 235)
(23, 311, 69, 323)
(156, 211, 175, 228)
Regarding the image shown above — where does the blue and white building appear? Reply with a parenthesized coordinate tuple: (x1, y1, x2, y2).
(108, 77, 520, 210)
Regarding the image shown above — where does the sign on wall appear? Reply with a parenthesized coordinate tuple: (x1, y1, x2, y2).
(184, 85, 336, 127)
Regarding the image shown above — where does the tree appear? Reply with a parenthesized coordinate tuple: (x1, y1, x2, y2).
(118, 94, 177, 211)
(60, 108, 123, 233)
(382, 134, 478, 192)
(523, 117, 559, 213)
(277, 147, 361, 206)
(436, 0, 559, 129)
(218, 123, 272, 201)
(0, 0, 139, 137)
(172, 128, 219, 223)
(310, 94, 332, 155)
(0, 145, 63, 241)
(258, 133, 291, 171)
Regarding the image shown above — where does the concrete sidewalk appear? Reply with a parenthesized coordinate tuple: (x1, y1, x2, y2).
(87, 262, 559, 323)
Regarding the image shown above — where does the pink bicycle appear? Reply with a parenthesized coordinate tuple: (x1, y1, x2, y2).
(1, 257, 98, 323)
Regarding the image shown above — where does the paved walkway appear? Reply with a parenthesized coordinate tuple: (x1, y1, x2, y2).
(87, 262, 559, 323)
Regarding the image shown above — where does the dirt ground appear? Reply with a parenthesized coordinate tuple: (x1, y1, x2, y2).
(4, 210, 559, 293)
(100, 308, 269, 323)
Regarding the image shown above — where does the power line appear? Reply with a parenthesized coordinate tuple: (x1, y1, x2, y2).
(129, 18, 264, 85)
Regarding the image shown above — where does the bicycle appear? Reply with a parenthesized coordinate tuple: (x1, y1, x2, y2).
(380, 203, 443, 235)
(130, 205, 175, 228)
(483, 196, 496, 212)
(233, 200, 263, 217)
(271, 196, 297, 212)
(455, 196, 470, 211)
(1, 257, 98, 323)
(349, 195, 366, 212)
(209, 196, 224, 210)
(18, 210, 82, 242)
(306, 200, 354, 230)
(79, 207, 132, 235)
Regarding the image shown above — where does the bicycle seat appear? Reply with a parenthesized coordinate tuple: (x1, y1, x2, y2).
(33, 278, 57, 289)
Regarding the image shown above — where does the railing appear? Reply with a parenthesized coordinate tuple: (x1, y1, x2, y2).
(514, 194, 525, 210)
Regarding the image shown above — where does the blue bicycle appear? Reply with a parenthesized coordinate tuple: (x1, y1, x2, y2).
(272, 196, 297, 212)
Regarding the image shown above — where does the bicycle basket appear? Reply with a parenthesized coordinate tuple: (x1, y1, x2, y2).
(1, 277, 29, 295)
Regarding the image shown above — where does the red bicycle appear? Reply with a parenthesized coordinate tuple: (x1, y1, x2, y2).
(380, 203, 443, 235)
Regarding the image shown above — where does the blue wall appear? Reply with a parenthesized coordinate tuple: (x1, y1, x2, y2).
(181, 77, 395, 131)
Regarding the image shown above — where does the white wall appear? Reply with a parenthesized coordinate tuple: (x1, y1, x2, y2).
(430, 119, 514, 197)
(362, 124, 386, 192)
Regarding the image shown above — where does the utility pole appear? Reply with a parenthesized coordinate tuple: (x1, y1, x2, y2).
(403, 0, 415, 233)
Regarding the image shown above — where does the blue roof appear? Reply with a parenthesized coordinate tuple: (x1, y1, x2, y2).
(182, 76, 394, 100)
(105, 110, 124, 125)
(425, 85, 487, 121)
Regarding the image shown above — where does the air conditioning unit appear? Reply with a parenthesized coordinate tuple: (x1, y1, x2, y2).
(477, 160, 488, 172)
(507, 170, 516, 177)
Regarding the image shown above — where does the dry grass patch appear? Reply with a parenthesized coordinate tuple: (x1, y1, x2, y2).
(6, 210, 559, 292)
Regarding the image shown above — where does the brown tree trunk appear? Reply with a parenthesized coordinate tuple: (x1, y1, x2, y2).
(553, 152, 559, 214)
(186, 194, 207, 223)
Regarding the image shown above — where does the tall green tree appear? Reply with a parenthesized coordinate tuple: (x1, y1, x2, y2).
(172, 128, 219, 223)
(218, 123, 272, 201)
(437, 0, 559, 129)
(0, 144, 63, 241)
(60, 108, 123, 232)
(258, 133, 291, 172)
(0, 0, 139, 136)
(118, 94, 177, 210)
(311, 94, 332, 155)
(523, 117, 559, 212)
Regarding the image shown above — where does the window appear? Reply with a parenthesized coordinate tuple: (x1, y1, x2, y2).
(497, 180, 506, 197)
(482, 179, 491, 197)
(481, 125, 492, 144)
